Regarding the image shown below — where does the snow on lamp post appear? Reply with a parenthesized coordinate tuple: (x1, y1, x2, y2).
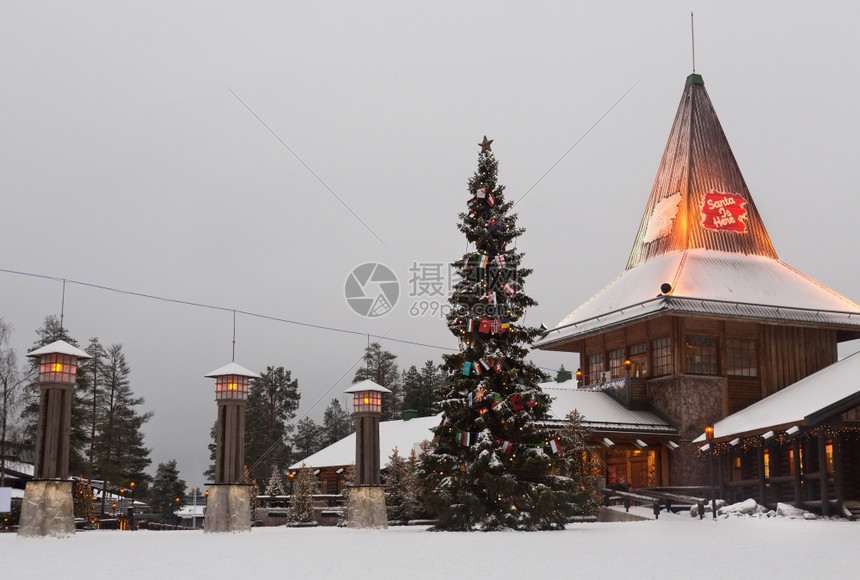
(18, 340, 91, 537)
(344, 380, 390, 528)
(203, 362, 259, 533)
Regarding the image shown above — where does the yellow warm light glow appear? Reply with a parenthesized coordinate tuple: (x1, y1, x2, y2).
(52, 363, 63, 373)
(364, 396, 370, 404)
(228, 382, 238, 391)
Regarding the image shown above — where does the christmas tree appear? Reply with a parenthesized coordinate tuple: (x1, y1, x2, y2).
(264, 466, 286, 496)
(421, 137, 584, 531)
(288, 464, 317, 525)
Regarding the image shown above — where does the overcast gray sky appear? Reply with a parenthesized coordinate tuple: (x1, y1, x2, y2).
(3, 1, 859, 490)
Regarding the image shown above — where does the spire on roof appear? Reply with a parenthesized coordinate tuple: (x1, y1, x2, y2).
(626, 74, 777, 270)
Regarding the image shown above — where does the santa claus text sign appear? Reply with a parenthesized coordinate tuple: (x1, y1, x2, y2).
(701, 190, 748, 232)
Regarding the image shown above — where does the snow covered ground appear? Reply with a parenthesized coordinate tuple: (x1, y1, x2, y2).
(3, 510, 859, 580)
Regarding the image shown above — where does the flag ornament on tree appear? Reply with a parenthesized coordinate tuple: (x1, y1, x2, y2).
(421, 136, 587, 532)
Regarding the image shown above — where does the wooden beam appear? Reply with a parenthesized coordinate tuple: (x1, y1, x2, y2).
(832, 431, 845, 509)
(792, 438, 802, 508)
(817, 433, 830, 516)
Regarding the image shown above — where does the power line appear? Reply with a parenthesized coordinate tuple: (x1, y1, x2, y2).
(0, 267, 453, 353)
(1, 267, 572, 374)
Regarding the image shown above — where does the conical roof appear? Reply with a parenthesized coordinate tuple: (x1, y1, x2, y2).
(626, 74, 777, 269)
(536, 74, 860, 350)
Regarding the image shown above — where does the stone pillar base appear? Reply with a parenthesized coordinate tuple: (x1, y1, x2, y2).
(18, 480, 75, 538)
(204, 484, 251, 533)
(347, 485, 387, 529)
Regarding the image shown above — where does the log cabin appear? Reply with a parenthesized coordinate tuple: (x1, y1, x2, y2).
(535, 73, 860, 506)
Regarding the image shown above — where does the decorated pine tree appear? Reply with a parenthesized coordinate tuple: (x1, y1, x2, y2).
(421, 137, 583, 531)
(288, 464, 317, 524)
(265, 466, 286, 496)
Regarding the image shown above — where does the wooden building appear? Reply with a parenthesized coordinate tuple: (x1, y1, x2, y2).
(536, 73, 860, 490)
(292, 380, 681, 494)
(694, 351, 860, 515)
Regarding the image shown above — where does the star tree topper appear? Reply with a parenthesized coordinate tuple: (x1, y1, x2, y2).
(479, 135, 493, 152)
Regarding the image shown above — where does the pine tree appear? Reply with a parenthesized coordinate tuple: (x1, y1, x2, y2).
(288, 464, 317, 524)
(353, 342, 401, 420)
(416, 360, 441, 416)
(244, 366, 300, 482)
(403, 447, 426, 519)
(292, 417, 323, 459)
(149, 459, 187, 523)
(383, 447, 408, 522)
(265, 466, 287, 496)
(401, 365, 422, 414)
(0, 319, 30, 488)
(556, 411, 601, 517)
(322, 398, 353, 447)
(204, 420, 217, 482)
(420, 137, 582, 531)
(73, 476, 95, 523)
(242, 465, 259, 518)
(92, 343, 152, 496)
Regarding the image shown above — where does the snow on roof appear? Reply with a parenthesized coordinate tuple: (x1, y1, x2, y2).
(538, 250, 860, 348)
(204, 362, 260, 379)
(693, 351, 860, 442)
(344, 379, 391, 394)
(175, 505, 206, 517)
(1, 460, 34, 477)
(294, 385, 679, 471)
(289, 414, 441, 471)
(541, 383, 676, 434)
(27, 339, 91, 359)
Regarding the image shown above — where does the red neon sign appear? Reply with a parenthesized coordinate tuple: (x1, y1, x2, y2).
(701, 190, 748, 232)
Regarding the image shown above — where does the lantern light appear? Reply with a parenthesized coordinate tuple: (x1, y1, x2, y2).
(27, 340, 91, 385)
(205, 362, 260, 401)
(345, 380, 391, 414)
(705, 426, 715, 440)
(624, 359, 632, 372)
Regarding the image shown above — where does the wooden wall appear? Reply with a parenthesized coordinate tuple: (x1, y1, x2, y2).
(759, 326, 837, 397)
(578, 316, 839, 416)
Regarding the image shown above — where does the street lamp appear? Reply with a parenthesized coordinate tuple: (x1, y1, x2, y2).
(129, 482, 136, 531)
(575, 368, 583, 387)
(344, 380, 391, 529)
(203, 361, 260, 533)
(18, 340, 91, 538)
(624, 359, 633, 403)
(705, 425, 717, 520)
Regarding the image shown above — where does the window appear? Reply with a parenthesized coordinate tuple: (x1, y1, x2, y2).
(629, 343, 648, 378)
(653, 337, 672, 376)
(587, 353, 604, 385)
(726, 338, 758, 377)
(608, 349, 625, 379)
(685, 335, 718, 375)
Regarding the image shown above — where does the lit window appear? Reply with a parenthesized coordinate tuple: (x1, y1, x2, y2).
(608, 349, 625, 379)
(629, 343, 648, 377)
(653, 338, 672, 376)
(587, 353, 604, 385)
